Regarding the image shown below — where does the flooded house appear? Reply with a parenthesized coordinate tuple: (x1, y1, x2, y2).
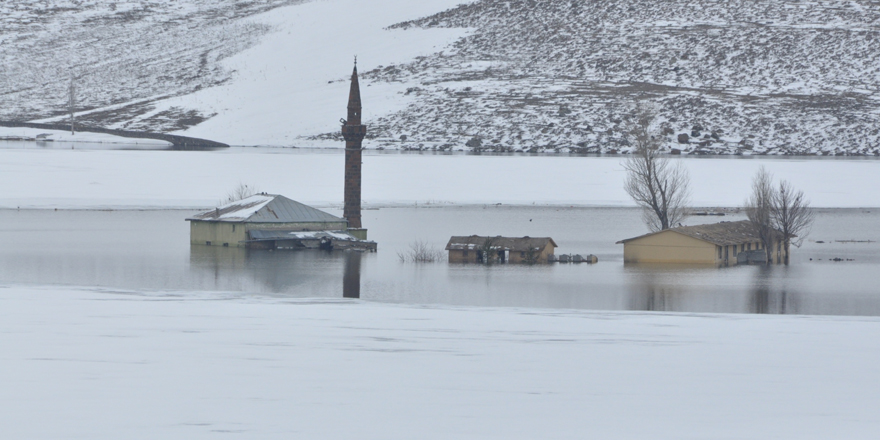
(187, 194, 375, 251)
(445, 236, 557, 264)
(616, 220, 782, 265)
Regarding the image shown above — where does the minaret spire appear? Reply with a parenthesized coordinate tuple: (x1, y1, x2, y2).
(341, 58, 367, 232)
(346, 60, 362, 126)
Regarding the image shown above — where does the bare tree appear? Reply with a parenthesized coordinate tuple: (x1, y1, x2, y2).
(397, 240, 444, 263)
(623, 112, 690, 231)
(745, 167, 776, 264)
(478, 236, 499, 265)
(771, 180, 813, 265)
(224, 183, 256, 204)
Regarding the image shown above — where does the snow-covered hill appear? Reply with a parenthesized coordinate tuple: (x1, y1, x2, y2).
(362, 0, 880, 155)
(0, 0, 300, 131)
(3, 0, 880, 155)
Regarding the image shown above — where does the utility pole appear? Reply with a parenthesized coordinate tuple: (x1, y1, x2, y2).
(68, 74, 76, 135)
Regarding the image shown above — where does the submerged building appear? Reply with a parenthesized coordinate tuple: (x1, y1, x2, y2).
(445, 236, 558, 264)
(616, 220, 782, 265)
(186, 194, 374, 251)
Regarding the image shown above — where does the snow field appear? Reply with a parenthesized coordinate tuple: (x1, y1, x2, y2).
(163, 0, 472, 146)
(0, 149, 878, 209)
(0, 127, 172, 145)
(2, 285, 879, 439)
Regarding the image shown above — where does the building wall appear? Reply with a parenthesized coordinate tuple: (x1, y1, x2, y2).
(622, 231, 719, 264)
(622, 232, 781, 265)
(508, 243, 556, 264)
(449, 244, 556, 264)
(448, 249, 478, 263)
(190, 221, 247, 247)
(190, 220, 349, 247)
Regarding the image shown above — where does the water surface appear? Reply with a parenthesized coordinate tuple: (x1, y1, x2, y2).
(1, 206, 877, 316)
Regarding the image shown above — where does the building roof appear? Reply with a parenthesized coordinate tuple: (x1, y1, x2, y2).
(616, 220, 765, 246)
(247, 229, 367, 242)
(445, 236, 557, 252)
(187, 194, 346, 224)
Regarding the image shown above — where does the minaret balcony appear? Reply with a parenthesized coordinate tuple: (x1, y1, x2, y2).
(341, 124, 367, 142)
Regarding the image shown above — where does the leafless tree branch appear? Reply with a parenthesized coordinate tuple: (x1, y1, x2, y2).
(771, 180, 814, 265)
(622, 110, 690, 231)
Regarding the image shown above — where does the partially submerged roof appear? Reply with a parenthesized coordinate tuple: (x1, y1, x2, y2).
(616, 220, 765, 246)
(187, 194, 345, 224)
(445, 236, 557, 252)
(247, 229, 368, 242)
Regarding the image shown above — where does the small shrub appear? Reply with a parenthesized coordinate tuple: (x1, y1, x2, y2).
(398, 240, 444, 263)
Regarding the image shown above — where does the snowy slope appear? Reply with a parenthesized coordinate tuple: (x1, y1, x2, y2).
(1, 0, 304, 129)
(0, 127, 171, 145)
(4, 0, 880, 154)
(365, 0, 880, 155)
(3, 285, 880, 439)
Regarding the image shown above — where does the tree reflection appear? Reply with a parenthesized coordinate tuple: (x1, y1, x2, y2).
(748, 265, 794, 314)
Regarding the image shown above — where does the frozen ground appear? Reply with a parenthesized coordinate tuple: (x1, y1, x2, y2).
(0, 148, 878, 209)
(2, 285, 879, 439)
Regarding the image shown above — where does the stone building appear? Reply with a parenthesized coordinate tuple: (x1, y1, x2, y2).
(445, 236, 558, 264)
(616, 220, 783, 265)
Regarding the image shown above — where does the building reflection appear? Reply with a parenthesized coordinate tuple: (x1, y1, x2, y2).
(748, 265, 795, 314)
(188, 246, 364, 298)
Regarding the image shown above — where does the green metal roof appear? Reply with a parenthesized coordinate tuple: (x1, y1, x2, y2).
(187, 194, 346, 224)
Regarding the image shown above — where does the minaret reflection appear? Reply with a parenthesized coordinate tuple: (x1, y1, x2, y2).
(343, 251, 362, 298)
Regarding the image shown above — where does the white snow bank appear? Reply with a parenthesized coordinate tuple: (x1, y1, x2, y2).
(2, 284, 879, 439)
(0, 149, 878, 209)
(161, 0, 472, 146)
(0, 127, 172, 145)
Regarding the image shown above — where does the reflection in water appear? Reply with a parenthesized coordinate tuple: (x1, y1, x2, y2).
(2, 208, 880, 316)
(748, 265, 795, 314)
(189, 245, 349, 295)
(627, 269, 678, 312)
(624, 263, 722, 312)
(343, 252, 362, 298)
(188, 245, 363, 299)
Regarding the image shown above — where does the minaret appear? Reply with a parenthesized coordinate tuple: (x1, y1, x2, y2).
(341, 59, 367, 235)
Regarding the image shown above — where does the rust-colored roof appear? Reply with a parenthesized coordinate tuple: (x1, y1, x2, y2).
(445, 236, 557, 252)
(616, 220, 769, 246)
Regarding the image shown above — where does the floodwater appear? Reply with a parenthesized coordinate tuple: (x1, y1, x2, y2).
(1, 206, 878, 316)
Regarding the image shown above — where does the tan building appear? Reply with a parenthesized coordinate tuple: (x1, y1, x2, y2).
(445, 236, 557, 264)
(616, 220, 783, 265)
(187, 194, 349, 248)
